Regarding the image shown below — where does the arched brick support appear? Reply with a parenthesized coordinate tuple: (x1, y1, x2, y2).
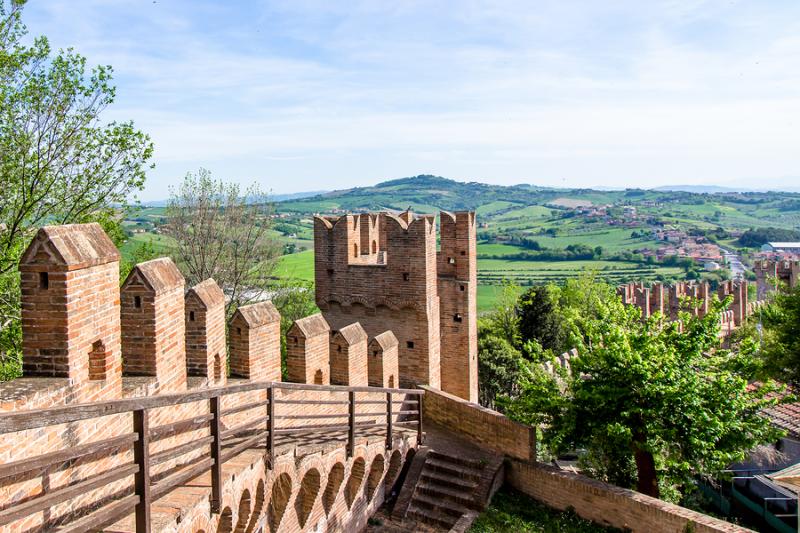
(233, 488, 252, 533)
(366, 454, 386, 501)
(268, 473, 292, 532)
(218, 507, 234, 533)
(295, 468, 321, 528)
(322, 462, 345, 516)
(344, 457, 366, 509)
(244, 479, 266, 533)
(385, 449, 403, 487)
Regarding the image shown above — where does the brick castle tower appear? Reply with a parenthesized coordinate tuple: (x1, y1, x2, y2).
(314, 210, 478, 402)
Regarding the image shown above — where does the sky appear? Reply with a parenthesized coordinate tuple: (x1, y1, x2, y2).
(20, 0, 800, 200)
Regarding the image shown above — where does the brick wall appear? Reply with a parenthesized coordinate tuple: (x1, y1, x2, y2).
(121, 258, 187, 392)
(367, 331, 399, 388)
(330, 323, 369, 386)
(315, 213, 443, 390)
(229, 301, 281, 382)
(507, 461, 753, 533)
(286, 313, 331, 384)
(185, 279, 227, 384)
(419, 385, 535, 462)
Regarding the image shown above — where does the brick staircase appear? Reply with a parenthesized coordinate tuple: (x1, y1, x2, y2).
(406, 451, 493, 529)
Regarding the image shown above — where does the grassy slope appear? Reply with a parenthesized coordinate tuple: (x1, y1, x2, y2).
(470, 487, 620, 532)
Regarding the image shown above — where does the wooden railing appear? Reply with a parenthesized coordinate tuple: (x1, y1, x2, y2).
(0, 381, 424, 533)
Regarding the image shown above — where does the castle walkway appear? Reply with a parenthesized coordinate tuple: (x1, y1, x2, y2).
(0, 380, 423, 533)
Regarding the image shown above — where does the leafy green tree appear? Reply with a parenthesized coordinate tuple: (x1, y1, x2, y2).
(477, 335, 528, 410)
(759, 283, 800, 385)
(269, 278, 318, 379)
(518, 285, 563, 354)
(503, 292, 785, 500)
(0, 1, 152, 378)
(480, 280, 521, 347)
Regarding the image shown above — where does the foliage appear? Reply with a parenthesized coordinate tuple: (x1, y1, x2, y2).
(503, 283, 786, 501)
(469, 487, 620, 533)
(0, 1, 152, 379)
(738, 227, 800, 248)
(164, 168, 281, 318)
(758, 283, 800, 385)
(479, 280, 521, 347)
(518, 285, 563, 354)
(477, 334, 528, 410)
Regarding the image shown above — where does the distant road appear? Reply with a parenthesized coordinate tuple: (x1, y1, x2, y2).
(722, 249, 746, 279)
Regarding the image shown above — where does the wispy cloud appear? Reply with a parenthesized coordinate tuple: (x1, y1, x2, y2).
(20, 0, 800, 198)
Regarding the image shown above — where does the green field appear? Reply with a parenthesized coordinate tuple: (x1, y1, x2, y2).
(120, 232, 176, 261)
(274, 250, 315, 281)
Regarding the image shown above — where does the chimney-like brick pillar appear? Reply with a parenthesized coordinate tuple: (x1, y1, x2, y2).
(634, 286, 650, 319)
(121, 258, 187, 392)
(18, 223, 122, 395)
(185, 279, 227, 384)
(368, 331, 400, 388)
(650, 283, 665, 316)
(228, 301, 281, 382)
(286, 313, 330, 384)
(330, 322, 368, 386)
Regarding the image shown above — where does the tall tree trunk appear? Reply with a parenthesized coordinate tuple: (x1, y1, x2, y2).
(633, 444, 659, 498)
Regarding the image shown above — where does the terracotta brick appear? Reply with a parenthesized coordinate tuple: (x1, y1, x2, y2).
(228, 301, 281, 382)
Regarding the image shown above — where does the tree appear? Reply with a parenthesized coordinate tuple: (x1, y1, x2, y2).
(269, 278, 318, 379)
(503, 289, 785, 501)
(164, 169, 281, 317)
(759, 283, 800, 385)
(480, 280, 521, 347)
(477, 334, 528, 410)
(518, 285, 563, 353)
(0, 1, 152, 376)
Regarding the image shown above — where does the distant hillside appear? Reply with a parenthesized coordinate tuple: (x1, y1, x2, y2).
(276, 175, 616, 213)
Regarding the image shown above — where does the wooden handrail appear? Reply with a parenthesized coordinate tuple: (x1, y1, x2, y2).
(0, 380, 424, 533)
(0, 381, 424, 433)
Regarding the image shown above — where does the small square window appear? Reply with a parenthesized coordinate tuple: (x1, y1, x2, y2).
(39, 272, 49, 289)
(448, 257, 455, 264)
(402, 272, 410, 281)
(189, 311, 195, 322)
(406, 341, 414, 349)
(461, 251, 466, 256)
(454, 314, 463, 323)
(460, 285, 465, 292)
(134, 295, 142, 309)
(237, 327, 242, 335)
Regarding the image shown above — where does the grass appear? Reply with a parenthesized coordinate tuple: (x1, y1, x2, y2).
(119, 232, 176, 261)
(470, 487, 620, 532)
(274, 250, 315, 281)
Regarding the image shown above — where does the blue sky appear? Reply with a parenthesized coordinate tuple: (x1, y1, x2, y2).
(21, 0, 800, 200)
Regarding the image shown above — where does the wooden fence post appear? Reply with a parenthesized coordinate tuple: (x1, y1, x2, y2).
(209, 396, 222, 513)
(133, 409, 151, 533)
(385, 392, 393, 450)
(347, 390, 356, 458)
(267, 386, 275, 468)
(416, 393, 423, 445)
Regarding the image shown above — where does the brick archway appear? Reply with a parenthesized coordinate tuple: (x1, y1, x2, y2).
(268, 473, 292, 533)
(295, 468, 321, 528)
(244, 479, 265, 533)
(385, 450, 402, 487)
(366, 454, 385, 500)
(233, 488, 251, 533)
(218, 506, 234, 533)
(322, 462, 345, 515)
(344, 457, 366, 509)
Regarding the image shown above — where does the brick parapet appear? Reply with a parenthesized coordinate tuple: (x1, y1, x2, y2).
(507, 461, 753, 533)
(185, 279, 227, 384)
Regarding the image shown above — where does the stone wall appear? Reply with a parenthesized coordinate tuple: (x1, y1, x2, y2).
(419, 385, 535, 462)
(507, 461, 753, 533)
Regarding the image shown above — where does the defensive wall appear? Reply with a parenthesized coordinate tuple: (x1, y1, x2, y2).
(0, 220, 755, 533)
(754, 259, 799, 300)
(0, 223, 421, 532)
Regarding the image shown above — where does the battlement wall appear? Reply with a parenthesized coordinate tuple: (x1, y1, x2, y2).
(314, 210, 478, 402)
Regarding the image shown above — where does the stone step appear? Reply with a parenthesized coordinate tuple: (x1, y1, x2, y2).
(419, 470, 479, 491)
(423, 457, 483, 482)
(427, 450, 487, 471)
(407, 505, 458, 529)
(416, 481, 479, 510)
(412, 492, 470, 519)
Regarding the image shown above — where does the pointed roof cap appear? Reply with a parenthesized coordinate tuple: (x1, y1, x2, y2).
(123, 258, 184, 294)
(289, 313, 329, 338)
(369, 331, 398, 351)
(332, 322, 368, 345)
(231, 301, 280, 327)
(187, 279, 226, 309)
(20, 223, 120, 271)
